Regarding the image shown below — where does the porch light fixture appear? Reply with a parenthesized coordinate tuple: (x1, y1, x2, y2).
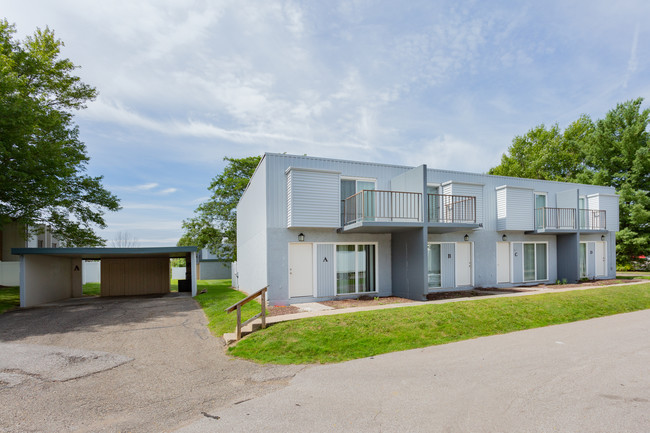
(502, 234, 507, 241)
(298, 233, 305, 242)
(601, 235, 606, 241)
(464, 234, 469, 242)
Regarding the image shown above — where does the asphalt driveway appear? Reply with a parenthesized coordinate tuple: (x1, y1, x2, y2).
(0, 294, 303, 432)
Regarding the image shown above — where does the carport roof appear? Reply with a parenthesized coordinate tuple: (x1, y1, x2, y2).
(11, 246, 197, 260)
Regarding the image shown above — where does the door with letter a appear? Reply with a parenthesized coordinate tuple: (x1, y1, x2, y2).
(289, 243, 313, 297)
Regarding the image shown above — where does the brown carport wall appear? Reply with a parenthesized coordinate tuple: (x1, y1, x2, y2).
(12, 247, 198, 308)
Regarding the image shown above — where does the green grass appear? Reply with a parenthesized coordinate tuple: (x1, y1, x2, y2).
(229, 283, 650, 364)
(0, 286, 20, 314)
(617, 271, 650, 280)
(193, 279, 263, 336)
(82, 282, 101, 296)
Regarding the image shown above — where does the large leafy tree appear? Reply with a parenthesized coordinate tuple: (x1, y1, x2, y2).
(181, 156, 261, 261)
(0, 20, 119, 246)
(490, 98, 650, 265)
(581, 99, 650, 264)
(488, 116, 593, 182)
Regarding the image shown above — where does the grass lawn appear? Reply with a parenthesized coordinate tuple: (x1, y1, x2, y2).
(229, 282, 650, 364)
(194, 279, 262, 336)
(617, 272, 650, 280)
(0, 286, 20, 314)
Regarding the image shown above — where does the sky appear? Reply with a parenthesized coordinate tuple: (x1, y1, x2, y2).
(3, 0, 649, 246)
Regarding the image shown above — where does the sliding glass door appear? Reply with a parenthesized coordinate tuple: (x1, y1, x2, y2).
(336, 244, 376, 294)
(524, 242, 548, 281)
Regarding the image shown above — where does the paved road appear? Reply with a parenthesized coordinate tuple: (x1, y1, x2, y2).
(178, 309, 650, 433)
(0, 295, 303, 432)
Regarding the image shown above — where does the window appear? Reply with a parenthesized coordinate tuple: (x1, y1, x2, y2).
(427, 243, 441, 288)
(579, 242, 587, 278)
(38, 240, 44, 248)
(336, 244, 377, 294)
(427, 185, 440, 222)
(523, 242, 548, 281)
(341, 178, 376, 224)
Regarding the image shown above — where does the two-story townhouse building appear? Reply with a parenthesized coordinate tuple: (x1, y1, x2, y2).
(0, 223, 61, 286)
(235, 153, 618, 305)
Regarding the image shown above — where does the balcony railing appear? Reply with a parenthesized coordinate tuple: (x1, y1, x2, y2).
(535, 207, 575, 230)
(343, 190, 422, 226)
(580, 209, 606, 230)
(428, 194, 476, 223)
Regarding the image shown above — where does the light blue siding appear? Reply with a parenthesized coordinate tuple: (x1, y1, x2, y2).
(287, 168, 340, 228)
(512, 242, 523, 283)
(496, 185, 534, 231)
(440, 243, 455, 288)
(316, 244, 335, 297)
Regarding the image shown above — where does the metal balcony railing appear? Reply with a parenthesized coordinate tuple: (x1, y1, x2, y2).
(428, 194, 476, 224)
(579, 209, 606, 230)
(342, 190, 422, 226)
(535, 207, 576, 230)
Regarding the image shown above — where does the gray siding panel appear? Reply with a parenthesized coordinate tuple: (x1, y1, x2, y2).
(440, 243, 455, 288)
(506, 187, 534, 231)
(512, 242, 523, 283)
(287, 169, 340, 228)
(587, 241, 596, 279)
(316, 244, 335, 297)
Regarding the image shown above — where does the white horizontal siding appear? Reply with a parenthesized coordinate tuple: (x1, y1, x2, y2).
(496, 186, 533, 231)
(287, 169, 340, 228)
(496, 187, 507, 231)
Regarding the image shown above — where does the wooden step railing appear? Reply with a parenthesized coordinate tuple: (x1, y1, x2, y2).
(225, 286, 267, 341)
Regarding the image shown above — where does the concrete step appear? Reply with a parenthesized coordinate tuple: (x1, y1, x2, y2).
(222, 318, 266, 344)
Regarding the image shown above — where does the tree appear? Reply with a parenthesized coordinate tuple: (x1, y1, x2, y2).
(488, 116, 593, 182)
(181, 156, 261, 261)
(581, 99, 650, 264)
(0, 20, 120, 246)
(489, 98, 650, 266)
(110, 231, 139, 248)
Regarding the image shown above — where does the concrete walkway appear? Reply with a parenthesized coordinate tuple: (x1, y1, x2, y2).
(183, 308, 650, 433)
(224, 280, 648, 343)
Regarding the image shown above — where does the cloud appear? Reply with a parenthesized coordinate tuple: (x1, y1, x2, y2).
(623, 23, 640, 88)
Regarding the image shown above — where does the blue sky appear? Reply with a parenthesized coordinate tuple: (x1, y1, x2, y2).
(3, 0, 649, 246)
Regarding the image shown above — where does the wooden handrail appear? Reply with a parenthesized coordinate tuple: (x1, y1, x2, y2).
(225, 286, 267, 341)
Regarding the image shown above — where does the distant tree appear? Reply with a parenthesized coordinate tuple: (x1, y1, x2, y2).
(488, 116, 593, 182)
(181, 156, 261, 261)
(0, 20, 120, 246)
(489, 98, 650, 266)
(110, 231, 139, 248)
(580, 98, 650, 264)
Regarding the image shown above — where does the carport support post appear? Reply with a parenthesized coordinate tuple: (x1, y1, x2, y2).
(190, 251, 197, 296)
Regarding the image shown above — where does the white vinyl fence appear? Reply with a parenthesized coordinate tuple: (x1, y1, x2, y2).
(82, 261, 101, 284)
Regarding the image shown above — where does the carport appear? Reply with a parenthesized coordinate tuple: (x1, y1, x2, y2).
(11, 247, 198, 308)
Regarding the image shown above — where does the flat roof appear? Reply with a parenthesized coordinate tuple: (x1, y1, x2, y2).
(11, 246, 198, 260)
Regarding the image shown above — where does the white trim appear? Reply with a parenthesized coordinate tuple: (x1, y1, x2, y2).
(522, 241, 550, 282)
(340, 175, 377, 183)
(331, 242, 379, 296)
(441, 180, 485, 187)
(495, 184, 534, 191)
(285, 166, 341, 175)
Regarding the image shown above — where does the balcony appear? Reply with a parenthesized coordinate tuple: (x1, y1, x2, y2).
(580, 209, 607, 230)
(535, 207, 576, 231)
(428, 194, 476, 223)
(342, 190, 422, 232)
(533, 207, 607, 232)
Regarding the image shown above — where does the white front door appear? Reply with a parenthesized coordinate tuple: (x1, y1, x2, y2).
(289, 243, 313, 297)
(455, 242, 472, 286)
(496, 242, 510, 283)
(595, 241, 607, 276)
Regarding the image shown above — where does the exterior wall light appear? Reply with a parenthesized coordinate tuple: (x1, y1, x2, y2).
(464, 234, 469, 242)
(298, 233, 305, 242)
(502, 234, 507, 241)
(601, 235, 606, 241)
